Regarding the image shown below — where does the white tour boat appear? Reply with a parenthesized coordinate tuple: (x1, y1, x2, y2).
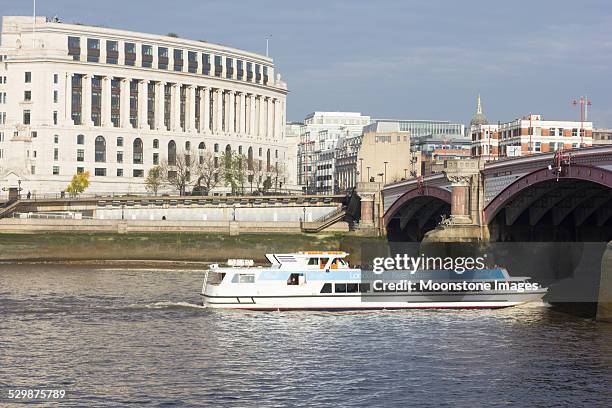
(201, 251, 547, 311)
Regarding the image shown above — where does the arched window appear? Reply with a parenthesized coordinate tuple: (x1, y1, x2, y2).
(198, 142, 206, 164)
(77, 134, 85, 145)
(247, 147, 254, 171)
(95, 136, 106, 162)
(133, 138, 143, 164)
(168, 140, 176, 166)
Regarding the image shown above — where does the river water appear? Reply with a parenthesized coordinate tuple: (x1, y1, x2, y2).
(0, 263, 610, 407)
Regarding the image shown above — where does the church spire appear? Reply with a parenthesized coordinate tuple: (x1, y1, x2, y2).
(470, 94, 488, 126)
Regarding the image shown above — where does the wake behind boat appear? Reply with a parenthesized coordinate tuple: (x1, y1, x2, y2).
(200, 251, 547, 311)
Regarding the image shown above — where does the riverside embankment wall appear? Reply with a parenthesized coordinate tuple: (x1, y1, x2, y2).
(0, 232, 382, 264)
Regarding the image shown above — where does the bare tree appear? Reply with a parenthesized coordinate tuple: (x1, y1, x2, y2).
(270, 162, 287, 193)
(249, 159, 267, 193)
(145, 166, 164, 196)
(193, 151, 222, 195)
(159, 148, 196, 195)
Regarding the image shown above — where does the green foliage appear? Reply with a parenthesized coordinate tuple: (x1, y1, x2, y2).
(221, 152, 247, 195)
(145, 166, 164, 195)
(65, 171, 90, 196)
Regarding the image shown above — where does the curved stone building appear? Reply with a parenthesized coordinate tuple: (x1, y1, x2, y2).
(0, 16, 288, 195)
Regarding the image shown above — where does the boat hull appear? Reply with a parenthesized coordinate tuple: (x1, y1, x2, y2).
(201, 291, 547, 311)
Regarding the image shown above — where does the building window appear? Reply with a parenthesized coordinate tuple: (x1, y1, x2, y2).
(53, 90, 58, 103)
(94, 168, 106, 176)
(25, 72, 32, 83)
(87, 38, 100, 62)
(95, 136, 106, 163)
(572, 128, 578, 137)
(54, 73, 59, 84)
(53, 166, 60, 175)
(77, 167, 84, 174)
(24, 90, 32, 101)
(133, 169, 144, 177)
(23, 110, 31, 125)
(226, 57, 233, 78)
(124, 42, 136, 66)
(153, 139, 159, 149)
(117, 168, 123, 177)
(214, 55, 222, 77)
(77, 134, 85, 145)
(77, 149, 84, 162)
(106, 40, 118, 64)
(142, 45, 153, 68)
(173, 49, 183, 71)
(54, 135, 59, 143)
(31, 166, 36, 175)
(158, 47, 168, 69)
(214, 143, 219, 153)
(185, 141, 191, 150)
(202, 53, 211, 75)
(117, 136, 123, 147)
(117, 151, 123, 163)
(188, 51, 197, 73)
(153, 152, 159, 165)
(535, 142, 541, 152)
(168, 140, 177, 165)
(68, 36, 80, 60)
(53, 111, 58, 125)
(54, 148, 59, 161)
(133, 138, 143, 164)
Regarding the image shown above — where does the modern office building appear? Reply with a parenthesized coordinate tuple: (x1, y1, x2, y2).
(0, 16, 288, 195)
(296, 111, 371, 193)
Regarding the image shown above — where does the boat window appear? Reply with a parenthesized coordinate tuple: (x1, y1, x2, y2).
(320, 258, 329, 269)
(320, 283, 332, 293)
(330, 259, 338, 269)
(346, 283, 359, 293)
(307, 258, 319, 266)
(287, 273, 303, 285)
(335, 283, 347, 293)
(207, 272, 225, 285)
(359, 283, 370, 293)
(338, 259, 348, 267)
(238, 274, 255, 283)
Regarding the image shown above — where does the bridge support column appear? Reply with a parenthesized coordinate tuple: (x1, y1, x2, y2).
(355, 181, 385, 236)
(359, 193, 374, 227)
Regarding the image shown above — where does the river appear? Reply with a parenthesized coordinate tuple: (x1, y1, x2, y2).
(0, 263, 610, 407)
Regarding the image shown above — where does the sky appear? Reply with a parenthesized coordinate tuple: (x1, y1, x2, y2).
(1, 0, 612, 126)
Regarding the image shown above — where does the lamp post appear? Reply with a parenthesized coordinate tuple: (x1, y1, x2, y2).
(377, 173, 384, 182)
(359, 158, 363, 182)
(303, 207, 306, 222)
(383, 161, 388, 184)
(404, 169, 408, 179)
(366, 166, 371, 182)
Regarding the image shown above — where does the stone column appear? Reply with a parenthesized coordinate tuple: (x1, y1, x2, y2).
(258, 96, 265, 138)
(65, 73, 74, 125)
(239, 93, 246, 135)
(172, 83, 181, 132)
(247, 94, 253, 136)
(203, 87, 211, 133)
(360, 193, 375, 227)
(82, 74, 93, 126)
(155, 81, 165, 130)
(187, 85, 196, 132)
(228, 91, 235, 134)
(138, 79, 148, 129)
(266, 97, 273, 139)
(215, 89, 223, 133)
(120, 78, 130, 128)
(102, 76, 112, 127)
(444, 175, 472, 226)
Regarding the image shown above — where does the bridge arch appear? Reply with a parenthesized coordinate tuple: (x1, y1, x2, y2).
(485, 164, 612, 241)
(384, 186, 452, 241)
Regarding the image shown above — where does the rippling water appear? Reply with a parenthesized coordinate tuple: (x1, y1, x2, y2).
(0, 263, 610, 407)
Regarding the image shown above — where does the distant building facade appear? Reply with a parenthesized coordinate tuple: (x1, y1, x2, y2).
(296, 111, 371, 193)
(0, 16, 288, 195)
(469, 96, 592, 160)
(593, 128, 612, 145)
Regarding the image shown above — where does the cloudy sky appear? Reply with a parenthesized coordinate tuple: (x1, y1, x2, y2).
(2, 0, 611, 126)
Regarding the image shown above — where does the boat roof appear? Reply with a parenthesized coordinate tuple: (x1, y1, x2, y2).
(266, 251, 348, 266)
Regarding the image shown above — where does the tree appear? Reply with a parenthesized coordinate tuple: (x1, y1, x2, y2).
(270, 162, 287, 193)
(249, 159, 267, 193)
(145, 166, 164, 196)
(221, 151, 247, 195)
(159, 148, 196, 195)
(65, 171, 90, 197)
(193, 151, 222, 195)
